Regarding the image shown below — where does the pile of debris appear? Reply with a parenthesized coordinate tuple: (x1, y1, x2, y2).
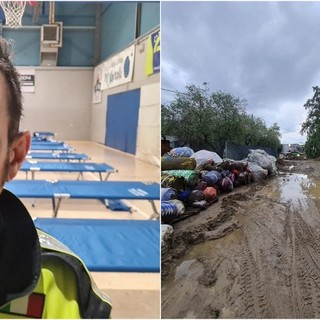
(161, 147, 277, 224)
(283, 152, 307, 160)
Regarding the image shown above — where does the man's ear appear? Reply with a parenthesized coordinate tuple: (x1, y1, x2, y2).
(7, 130, 31, 181)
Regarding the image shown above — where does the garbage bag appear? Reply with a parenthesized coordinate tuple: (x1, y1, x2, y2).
(245, 149, 277, 175)
(247, 162, 268, 181)
(191, 149, 223, 170)
(161, 224, 174, 252)
(169, 147, 194, 157)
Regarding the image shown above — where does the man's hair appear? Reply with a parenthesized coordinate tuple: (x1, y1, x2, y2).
(0, 39, 22, 144)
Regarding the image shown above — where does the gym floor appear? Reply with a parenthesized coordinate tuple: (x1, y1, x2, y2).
(15, 140, 161, 319)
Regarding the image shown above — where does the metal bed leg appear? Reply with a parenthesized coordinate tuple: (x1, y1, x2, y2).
(149, 200, 159, 220)
(52, 197, 62, 218)
(52, 198, 56, 217)
(76, 172, 84, 180)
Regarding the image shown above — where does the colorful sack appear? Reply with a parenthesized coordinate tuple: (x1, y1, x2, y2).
(203, 187, 217, 203)
(202, 170, 222, 186)
(161, 188, 178, 201)
(187, 190, 205, 205)
(220, 177, 233, 193)
(162, 170, 199, 188)
(161, 200, 185, 218)
(161, 174, 186, 191)
(161, 156, 196, 171)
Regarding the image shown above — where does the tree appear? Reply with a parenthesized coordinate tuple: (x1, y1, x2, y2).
(209, 91, 247, 156)
(161, 84, 217, 149)
(304, 131, 320, 158)
(162, 83, 281, 156)
(301, 86, 320, 158)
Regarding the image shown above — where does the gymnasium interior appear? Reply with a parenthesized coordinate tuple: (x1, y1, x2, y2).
(0, 1, 160, 318)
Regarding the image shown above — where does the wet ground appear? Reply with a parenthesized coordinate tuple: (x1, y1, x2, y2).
(161, 160, 320, 319)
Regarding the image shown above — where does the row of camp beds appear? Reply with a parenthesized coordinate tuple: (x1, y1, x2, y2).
(19, 134, 160, 273)
(19, 137, 160, 218)
(22, 135, 160, 272)
(27, 139, 114, 180)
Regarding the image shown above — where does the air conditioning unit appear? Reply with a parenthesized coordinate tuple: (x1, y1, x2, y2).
(41, 22, 63, 47)
(40, 22, 63, 66)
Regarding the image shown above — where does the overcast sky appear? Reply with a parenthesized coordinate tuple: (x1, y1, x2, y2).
(161, 1, 320, 144)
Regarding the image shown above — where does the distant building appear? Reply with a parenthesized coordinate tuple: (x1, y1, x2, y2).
(281, 143, 304, 153)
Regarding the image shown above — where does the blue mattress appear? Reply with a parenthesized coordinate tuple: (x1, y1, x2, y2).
(30, 144, 72, 151)
(20, 161, 117, 180)
(5, 180, 160, 200)
(5, 180, 160, 217)
(34, 218, 160, 272)
(21, 161, 116, 173)
(34, 131, 55, 137)
(26, 152, 89, 161)
(31, 141, 64, 146)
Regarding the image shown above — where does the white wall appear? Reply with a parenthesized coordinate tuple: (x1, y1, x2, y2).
(136, 83, 160, 165)
(19, 67, 93, 140)
(90, 28, 160, 166)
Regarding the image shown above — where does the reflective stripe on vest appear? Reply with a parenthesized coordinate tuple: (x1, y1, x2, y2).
(37, 229, 112, 308)
(0, 230, 112, 318)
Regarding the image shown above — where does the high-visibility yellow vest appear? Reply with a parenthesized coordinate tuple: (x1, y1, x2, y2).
(0, 189, 112, 319)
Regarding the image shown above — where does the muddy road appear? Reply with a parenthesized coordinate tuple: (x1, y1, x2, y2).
(162, 160, 320, 319)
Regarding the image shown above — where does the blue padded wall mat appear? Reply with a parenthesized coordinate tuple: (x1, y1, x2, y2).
(34, 218, 160, 272)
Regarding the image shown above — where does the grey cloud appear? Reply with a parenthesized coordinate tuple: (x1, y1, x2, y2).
(161, 1, 320, 143)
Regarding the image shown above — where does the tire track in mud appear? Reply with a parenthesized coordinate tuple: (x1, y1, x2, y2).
(233, 192, 302, 318)
(162, 162, 320, 319)
(293, 211, 320, 317)
(235, 236, 269, 318)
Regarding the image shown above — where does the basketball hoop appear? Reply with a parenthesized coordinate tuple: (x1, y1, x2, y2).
(0, 1, 27, 28)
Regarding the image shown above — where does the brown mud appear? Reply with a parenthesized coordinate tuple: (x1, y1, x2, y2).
(161, 160, 320, 319)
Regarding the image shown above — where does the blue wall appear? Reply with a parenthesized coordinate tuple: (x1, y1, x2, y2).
(141, 2, 160, 37)
(99, 1, 160, 64)
(100, 2, 136, 62)
(0, 1, 159, 67)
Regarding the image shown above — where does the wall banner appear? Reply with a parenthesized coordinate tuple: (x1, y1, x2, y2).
(101, 44, 135, 90)
(19, 68, 35, 93)
(92, 64, 102, 104)
(145, 30, 160, 76)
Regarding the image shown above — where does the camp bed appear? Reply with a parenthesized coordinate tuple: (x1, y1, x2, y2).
(5, 180, 160, 218)
(31, 141, 64, 146)
(34, 218, 160, 272)
(26, 152, 89, 162)
(20, 161, 117, 181)
(32, 137, 55, 142)
(33, 131, 55, 138)
(30, 143, 73, 152)
(32, 131, 55, 141)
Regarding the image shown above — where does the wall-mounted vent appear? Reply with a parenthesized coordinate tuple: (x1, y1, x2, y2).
(41, 22, 63, 47)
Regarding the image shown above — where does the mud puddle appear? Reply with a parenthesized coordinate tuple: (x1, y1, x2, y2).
(162, 162, 320, 318)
